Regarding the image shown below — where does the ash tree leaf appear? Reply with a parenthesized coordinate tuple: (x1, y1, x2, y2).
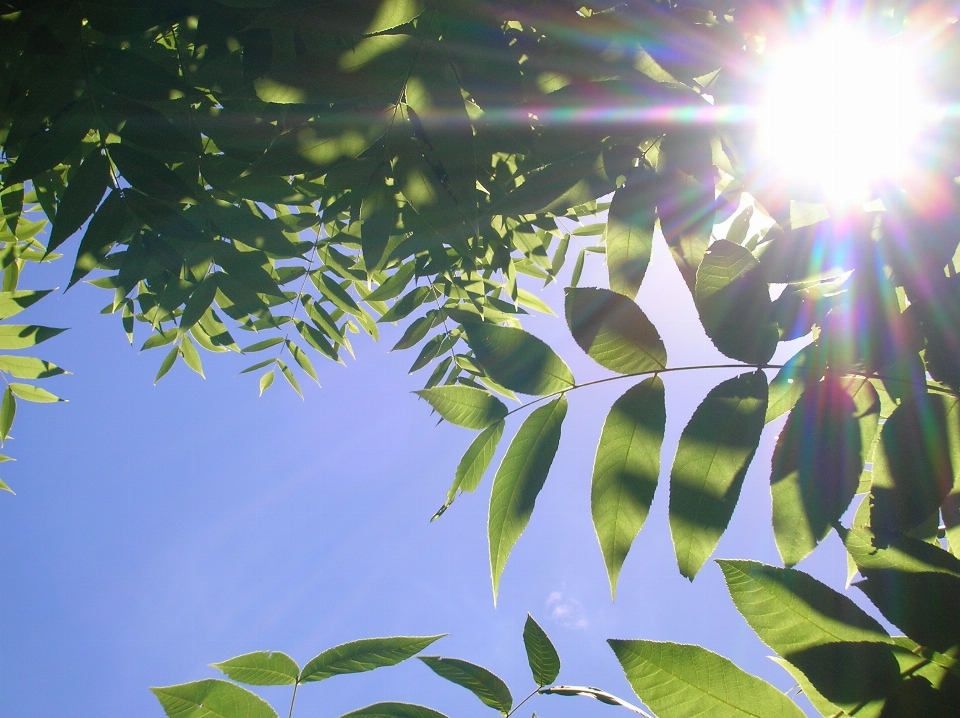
(841, 526, 960, 578)
(768, 657, 843, 718)
(434, 420, 505, 520)
(212, 651, 299, 686)
(0, 356, 66, 379)
(414, 386, 507, 429)
(367, 262, 416, 303)
(9, 383, 63, 403)
(151, 679, 278, 718)
(765, 342, 826, 424)
(180, 276, 219, 334)
(179, 336, 205, 378)
(110, 143, 196, 202)
(670, 372, 768, 579)
(419, 656, 513, 714)
(0, 289, 54, 320)
(565, 288, 666, 375)
(694, 240, 779, 365)
(0, 387, 15, 442)
(465, 323, 574, 396)
(489, 396, 567, 600)
(338, 704, 448, 718)
(278, 360, 302, 397)
(48, 149, 110, 254)
(259, 369, 275, 396)
(605, 164, 657, 299)
(299, 635, 446, 683)
(69, 190, 135, 287)
(0, 477, 13, 494)
(609, 639, 806, 718)
(855, 569, 960, 653)
(592, 377, 666, 598)
(771, 376, 863, 567)
(0, 325, 67, 350)
(155, 344, 179, 383)
(523, 614, 560, 686)
(870, 393, 959, 533)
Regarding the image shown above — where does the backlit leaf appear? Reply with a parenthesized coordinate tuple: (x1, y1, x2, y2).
(523, 614, 560, 686)
(300, 635, 445, 683)
(670, 372, 768, 579)
(0, 355, 66, 379)
(151, 679, 278, 718)
(841, 526, 960, 578)
(212, 651, 299, 686)
(0, 325, 67, 350)
(9, 383, 63, 403)
(565, 288, 666, 375)
(419, 656, 512, 714)
(414, 386, 507, 429)
(339, 704, 447, 718)
(605, 166, 657, 299)
(48, 150, 110, 254)
(465, 324, 574, 396)
(489, 397, 567, 600)
(609, 639, 806, 718)
(592, 377, 665, 597)
(0, 387, 15, 442)
(259, 369, 275, 395)
(434, 420, 505, 519)
(0, 290, 53, 320)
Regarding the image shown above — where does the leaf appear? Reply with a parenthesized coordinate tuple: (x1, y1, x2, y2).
(48, 150, 110, 254)
(414, 386, 507, 429)
(592, 377, 666, 598)
(435, 420, 505, 519)
(419, 657, 512, 714)
(0, 290, 53, 320)
(0, 477, 13, 494)
(259, 369, 275, 396)
(299, 635, 445, 683)
(243, 338, 284, 353)
(770, 376, 864, 567)
(110, 143, 196, 202)
(465, 324, 574, 396)
(366, 0, 424, 33)
(155, 345, 179, 383)
(609, 639, 806, 718)
(841, 526, 960, 578)
(0, 325, 67, 350)
(278, 360, 302, 398)
(489, 397, 567, 600)
(366, 262, 416, 302)
(694, 240, 779, 365)
(180, 276, 219, 334)
(151, 679, 278, 718)
(287, 341, 319, 384)
(768, 657, 843, 718)
(569, 248, 585, 288)
(0, 356, 66, 379)
(9, 383, 63, 403)
(871, 393, 960, 533)
(0, 387, 15, 442)
(718, 560, 891, 655)
(765, 342, 825, 424)
(669, 372, 768, 579)
(565, 288, 666, 375)
(605, 166, 657, 299)
(523, 614, 560, 686)
(69, 190, 135, 287)
(338, 704, 448, 718)
(179, 336, 205, 378)
(212, 651, 299, 686)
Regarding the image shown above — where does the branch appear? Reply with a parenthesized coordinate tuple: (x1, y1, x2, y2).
(539, 685, 657, 718)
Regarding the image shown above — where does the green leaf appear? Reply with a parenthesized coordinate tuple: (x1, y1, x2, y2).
(212, 651, 299, 686)
(841, 526, 960, 578)
(694, 240, 778, 365)
(259, 369, 275, 396)
(70, 190, 135, 287)
(569, 248, 586, 288)
(765, 342, 825, 424)
(9, 383, 63, 403)
(299, 635, 445, 683)
(0, 325, 67, 350)
(435, 420, 505, 519)
(151, 679, 278, 718)
(379, 286, 431, 324)
(489, 397, 567, 600)
(180, 276, 219, 334)
(0, 477, 13, 494)
(870, 393, 959, 533)
(609, 639, 806, 718)
(155, 344, 179, 383)
(179, 336, 205, 378)
(522, 614, 560, 686)
(243, 337, 284, 353)
(565, 287, 666, 375)
(48, 150, 110, 254)
(605, 166, 657, 299)
(110, 143, 196, 202)
(287, 341, 319, 384)
(0, 290, 53, 320)
(278, 360, 302, 398)
(419, 656, 513, 714)
(366, 0, 424, 33)
(718, 560, 891, 655)
(768, 657, 843, 718)
(669, 372, 768, 579)
(142, 330, 177, 351)
(771, 376, 863, 567)
(338, 704, 447, 718)
(465, 324, 574, 396)
(414, 386, 507, 429)
(366, 262, 416, 303)
(592, 377, 666, 597)
(0, 355, 66, 379)
(0, 387, 15, 442)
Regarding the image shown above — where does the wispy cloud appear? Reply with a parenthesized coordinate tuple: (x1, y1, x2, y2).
(546, 591, 587, 629)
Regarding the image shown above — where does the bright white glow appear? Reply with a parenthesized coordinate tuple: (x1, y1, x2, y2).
(758, 24, 930, 203)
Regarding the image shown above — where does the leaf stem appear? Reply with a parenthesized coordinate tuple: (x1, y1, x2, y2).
(539, 685, 657, 718)
(504, 687, 540, 718)
(287, 681, 299, 718)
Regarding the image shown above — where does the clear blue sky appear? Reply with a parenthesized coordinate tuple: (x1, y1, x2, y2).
(1, 225, 872, 718)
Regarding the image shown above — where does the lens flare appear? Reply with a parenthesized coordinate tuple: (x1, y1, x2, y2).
(758, 24, 932, 203)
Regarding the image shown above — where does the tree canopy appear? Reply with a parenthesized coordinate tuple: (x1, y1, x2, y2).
(2, 0, 960, 716)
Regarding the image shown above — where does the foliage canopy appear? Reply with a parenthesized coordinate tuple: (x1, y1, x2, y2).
(2, 0, 960, 715)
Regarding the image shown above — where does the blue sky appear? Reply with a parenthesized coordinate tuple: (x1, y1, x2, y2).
(1, 225, 866, 718)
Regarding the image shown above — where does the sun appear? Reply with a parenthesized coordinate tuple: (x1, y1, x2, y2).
(757, 23, 931, 204)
